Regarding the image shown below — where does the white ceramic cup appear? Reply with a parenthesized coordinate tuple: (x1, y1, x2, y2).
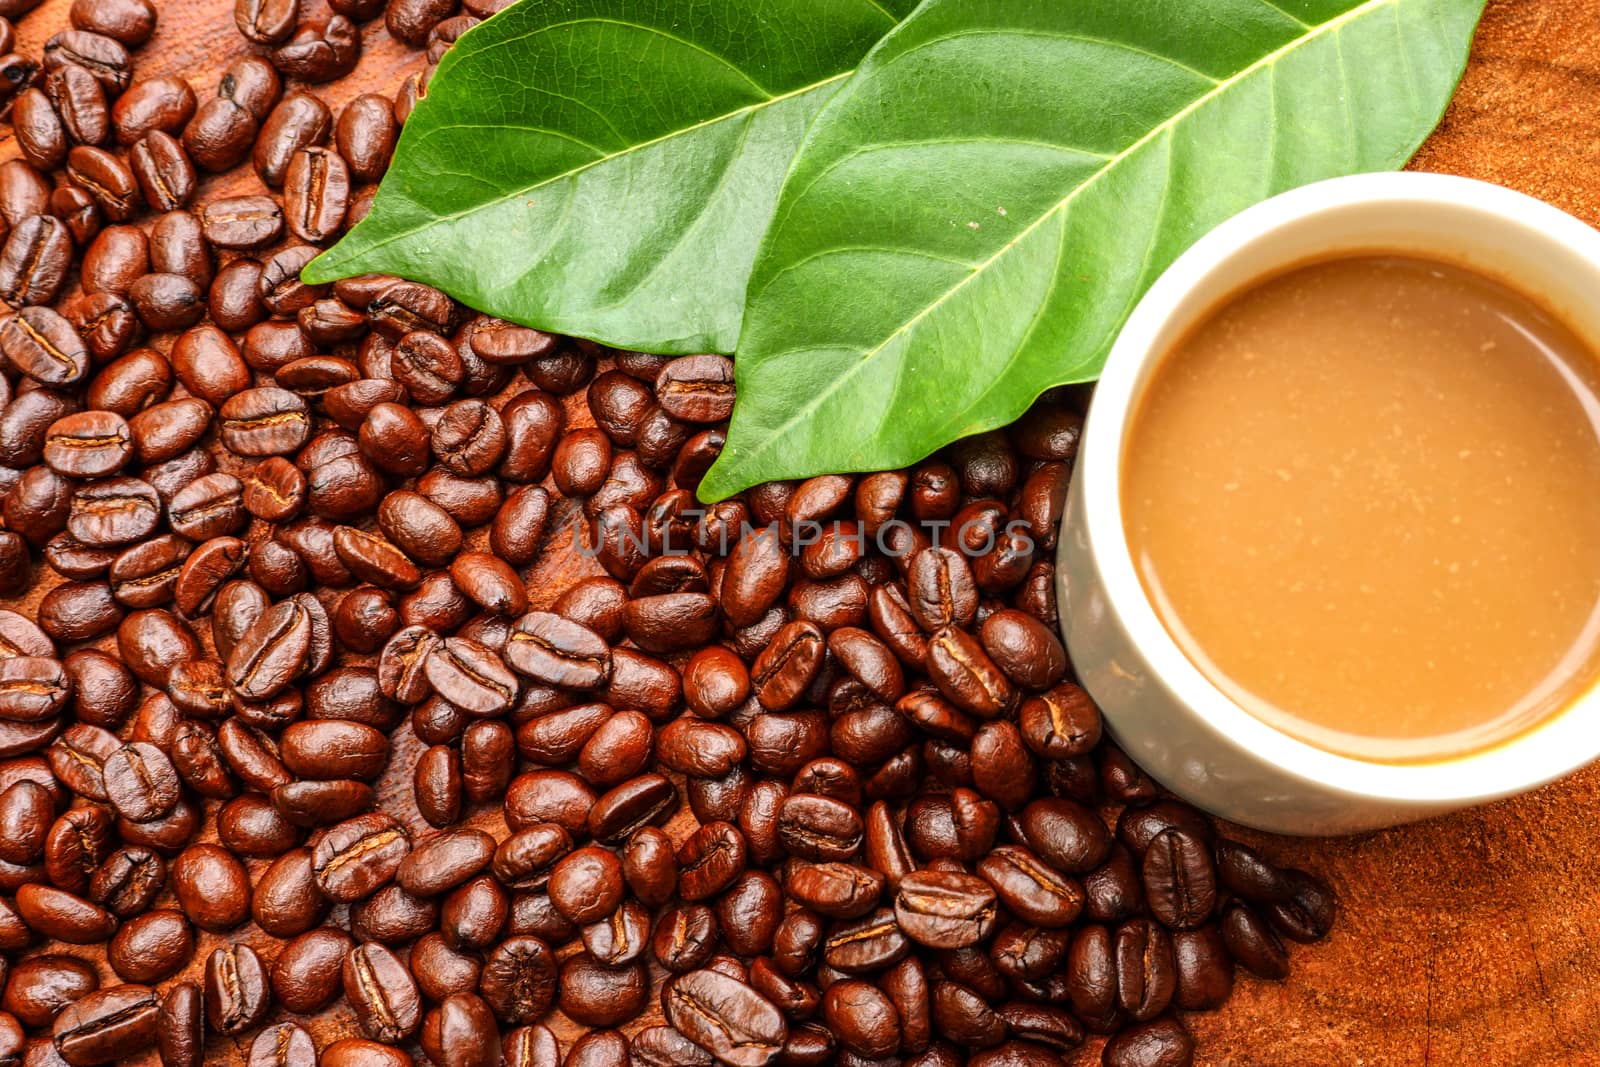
(1057, 172, 1600, 835)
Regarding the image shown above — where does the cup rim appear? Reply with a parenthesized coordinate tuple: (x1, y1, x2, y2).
(1079, 171, 1600, 804)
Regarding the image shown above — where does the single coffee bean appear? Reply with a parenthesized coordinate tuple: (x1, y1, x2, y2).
(112, 75, 194, 144)
(235, 0, 295, 44)
(87, 845, 163, 917)
(45, 60, 108, 150)
(1267, 868, 1337, 944)
(43, 410, 131, 478)
(893, 869, 998, 950)
(1141, 829, 1217, 931)
(52, 984, 160, 1065)
(2, 307, 88, 386)
(102, 741, 179, 822)
(204, 943, 270, 1035)
(201, 195, 283, 249)
(220, 55, 281, 119)
(1101, 1017, 1195, 1067)
(557, 953, 648, 1028)
(156, 982, 202, 1067)
(342, 942, 422, 1043)
(312, 812, 410, 902)
(107, 909, 193, 984)
(336, 93, 398, 182)
(15, 884, 116, 943)
(270, 926, 354, 1013)
(665, 968, 788, 1067)
(249, 1021, 316, 1067)
(655, 354, 735, 422)
(183, 96, 257, 171)
(385, 0, 454, 45)
(218, 386, 311, 457)
(13, 89, 68, 171)
(0, 215, 72, 306)
(171, 842, 251, 932)
(284, 146, 348, 242)
(420, 993, 500, 1067)
(506, 611, 611, 689)
(130, 132, 198, 211)
(66, 145, 138, 221)
(272, 15, 360, 82)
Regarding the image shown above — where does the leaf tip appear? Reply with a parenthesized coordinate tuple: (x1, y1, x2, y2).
(693, 461, 742, 505)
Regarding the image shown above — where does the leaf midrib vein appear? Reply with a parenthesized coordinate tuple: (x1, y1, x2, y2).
(736, 0, 1394, 469)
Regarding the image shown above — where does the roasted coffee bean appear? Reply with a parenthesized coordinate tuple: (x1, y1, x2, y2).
(342, 942, 422, 1043)
(113, 75, 194, 144)
(666, 968, 788, 1067)
(752, 620, 824, 711)
(3, 954, 98, 1029)
(107, 908, 192, 983)
(183, 96, 257, 171)
(281, 719, 388, 780)
(130, 132, 198, 211)
(892, 869, 997, 950)
(43, 30, 131, 94)
(171, 842, 250, 931)
(87, 845, 163, 917)
(43, 410, 131, 478)
(284, 146, 347, 242)
(235, 0, 295, 44)
(102, 741, 179, 822)
(66, 145, 138, 221)
(418, 992, 499, 1067)
(385, 0, 455, 44)
(247, 1021, 316, 1067)
(269, 926, 353, 1013)
(16, 884, 116, 943)
(1267, 868, 1337, 944)
(0, 215, 72, 306)
(204, 943, 269, 1035)
(926, 626, 1015, 717)
(226, 591, 328, 699)
(558, 953, 648, 1028)
(3, 307, 88, 386)
(218, 387, 310, 457)
(53, 984, 159, 1065)
(333, 92, 399, 182)
(272, 15, 360, 82)
(156, 982, 202, 1067)
(13, 89, 68, 171)
(1220, 901, 1289, 980)
(1141, 830, 1217, 931)
(1101, 1017, 1195, 1067)
(312, 812, 410, 902)
(255, 92, 332, 187)
(201, 194, 283, 249)
(46, 63, 110, 146)
(220, 55, 281, 120)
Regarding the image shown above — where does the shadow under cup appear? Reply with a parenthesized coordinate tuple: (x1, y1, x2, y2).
(1057, 172, 1600, 836)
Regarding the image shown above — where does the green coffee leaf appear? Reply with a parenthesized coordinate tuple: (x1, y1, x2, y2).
(701, 0, 1485, 500)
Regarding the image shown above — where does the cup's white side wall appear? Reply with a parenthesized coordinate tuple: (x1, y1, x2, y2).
(1057, 173, 1600, 835)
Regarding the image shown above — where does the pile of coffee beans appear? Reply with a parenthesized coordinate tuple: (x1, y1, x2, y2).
(0, 0, 1338, 1064)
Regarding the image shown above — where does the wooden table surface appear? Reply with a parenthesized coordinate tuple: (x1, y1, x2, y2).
(5, 0, 1600, 1064)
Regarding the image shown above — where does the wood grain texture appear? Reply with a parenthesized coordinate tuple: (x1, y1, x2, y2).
(2, 0, 1597, 1064)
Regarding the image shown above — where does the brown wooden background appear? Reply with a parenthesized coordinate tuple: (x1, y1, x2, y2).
(4, 0, 1600, 1064)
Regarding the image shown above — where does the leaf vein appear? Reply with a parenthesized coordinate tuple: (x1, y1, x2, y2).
(1254, 0, 1314, 29)
(886, 26, 1223, 85)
